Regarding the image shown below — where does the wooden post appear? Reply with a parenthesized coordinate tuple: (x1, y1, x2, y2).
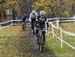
(57, 20, 59, 27)
(51, 22, 55, 38)
(0, 23, 2, 32)
(60, 27, 63, 48)
(0, 23, 1, 27)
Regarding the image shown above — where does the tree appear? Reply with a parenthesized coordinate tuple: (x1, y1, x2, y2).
(0, 0, 7, 21)
(33, 0, 75, 17)
(33, 0, 50, 16)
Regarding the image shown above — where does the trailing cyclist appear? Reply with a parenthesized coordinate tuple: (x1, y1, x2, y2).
(29, 10, 38, 34)
(36, 9, 48, 46)
(22, 14, 27, 31)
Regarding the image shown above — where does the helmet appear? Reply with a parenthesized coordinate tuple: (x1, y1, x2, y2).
(32, 10, 36, 13)
(40, 10, 46, 16)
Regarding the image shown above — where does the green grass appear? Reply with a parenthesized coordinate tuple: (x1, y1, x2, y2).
(0, 26, 22, 57)
(46, 23, 75, 57)
(62, 22, 75, 33)
(62, 23, 75, 47)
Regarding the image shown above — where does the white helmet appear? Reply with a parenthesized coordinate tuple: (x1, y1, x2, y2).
(40, 10, 46, 16)
(32, 10, 36, 13)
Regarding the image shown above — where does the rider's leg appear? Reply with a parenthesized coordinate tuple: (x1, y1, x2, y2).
(42, 31, 45, 45)
(36, 29, 39, 44)
(31, 19, 34, 32)
(33, 20, 35, 34)
(22, 22, 24, 30)
(24, 22, 26, 30)
(36, 29, 38, 35)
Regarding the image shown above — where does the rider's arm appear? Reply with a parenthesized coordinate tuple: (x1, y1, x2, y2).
(45, 17, 49, 32)
(45, 18, 48, 23)
(29, 13, 32, 22)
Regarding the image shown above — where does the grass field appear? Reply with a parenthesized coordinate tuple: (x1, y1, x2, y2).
(0, 26, 22, 57)
(46, 22, 75, 57)
(0, 23, 75, 57)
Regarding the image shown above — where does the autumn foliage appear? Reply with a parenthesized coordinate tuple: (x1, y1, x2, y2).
(33, 0, 75, 17)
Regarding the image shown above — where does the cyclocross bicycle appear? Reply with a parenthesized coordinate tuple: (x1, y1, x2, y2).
(34, 21, 48, 52)
(38, 29, 45, 52)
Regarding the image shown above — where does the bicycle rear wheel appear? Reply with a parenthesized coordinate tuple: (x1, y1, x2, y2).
(22, 23, 26, 31)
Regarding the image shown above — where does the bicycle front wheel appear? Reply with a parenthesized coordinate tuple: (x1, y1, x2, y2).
(39, 33, 44, 53)
(39, 43, 43, 53)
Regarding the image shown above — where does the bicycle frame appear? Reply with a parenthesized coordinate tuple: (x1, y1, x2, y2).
(37, 29, 46, 52)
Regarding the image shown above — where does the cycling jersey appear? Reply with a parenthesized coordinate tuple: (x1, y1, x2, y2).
(37, 15, 47, 29)
(29, 10, 38, 31)
(22, 14, 27, 23)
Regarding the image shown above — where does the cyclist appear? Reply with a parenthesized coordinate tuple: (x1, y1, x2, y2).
(36, 9, 48, 45)
(29, 10, 38, 34)
(22, 14, 27, 30)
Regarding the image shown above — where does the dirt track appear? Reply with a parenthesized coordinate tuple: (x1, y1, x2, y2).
(17, 24, 56, 57)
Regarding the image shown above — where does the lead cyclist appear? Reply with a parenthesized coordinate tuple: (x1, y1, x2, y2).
(35, 10, 48, 46)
